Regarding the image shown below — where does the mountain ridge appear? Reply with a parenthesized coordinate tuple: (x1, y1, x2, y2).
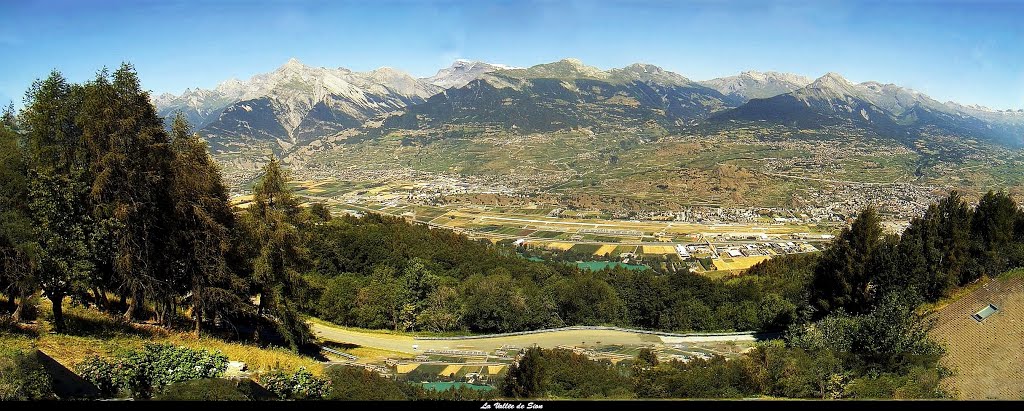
(153, 58, 1024, 152)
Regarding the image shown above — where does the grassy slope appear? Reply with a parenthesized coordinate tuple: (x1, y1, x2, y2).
(1, 302, 324, 376)
(927, 268, 1024, 399)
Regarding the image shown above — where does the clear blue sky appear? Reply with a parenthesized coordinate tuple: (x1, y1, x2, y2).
(1, 0, 1022, 109)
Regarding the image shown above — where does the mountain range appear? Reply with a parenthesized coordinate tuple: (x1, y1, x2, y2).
(153, 58, 1024, 153)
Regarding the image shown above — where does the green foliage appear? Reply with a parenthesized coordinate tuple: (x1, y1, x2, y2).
(812, 207, 886, 314)
(890, 192, 972, 301)
(970, 190, 1022, 278)
(501, 347, 546, 398)
(635, 348, 658, 368)
(787, 293, 944, 379)
(323, 365, 407, 400)
(461, 273, 537, 333)
(0, 117, 37, 323)
(168, 112, 246, 333)
(502, 347, 631, 399)
(81, 64, 176, 322)
(306, 214, 818, 334)
(547, 274, 625, 325)
(75, 356, 118, 397)
(816, 190, 1024, 318)
(76, 343, 228, 399)
(27, 168, 93, 332)
(0, 349, 55, 400)
(1, 64, 311, 347)
(258, 366, 330, 400)
(844, 365, 951, 399)
(633, 354, 749, 398)
(239, 157, 311, 348)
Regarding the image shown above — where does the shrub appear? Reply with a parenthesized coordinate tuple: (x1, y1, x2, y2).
(324, 365, 407, 400)
(259, 367, 330, 400)
(76, 343, 229, 399)
(75, 356, 118, 397)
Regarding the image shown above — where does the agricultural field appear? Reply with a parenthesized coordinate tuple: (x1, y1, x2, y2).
(263, 127, 1024, 217)
(712, 255, 772, 271)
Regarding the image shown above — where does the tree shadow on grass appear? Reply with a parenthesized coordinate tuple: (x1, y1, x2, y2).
(34, 350, 101, 399)
(0, 316, 41, 338)
(54, 306, 168, 339)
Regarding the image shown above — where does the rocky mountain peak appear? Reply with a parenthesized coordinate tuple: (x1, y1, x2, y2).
(811, 72, 853, 88)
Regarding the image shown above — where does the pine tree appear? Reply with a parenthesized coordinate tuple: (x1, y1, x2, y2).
(969, 191, 1019, 278)
(0, 108, 37, 321)
(167, 113, 246, 335)
(21, 71, 94, 332)
(83, 64, 176, 322)
(812, 207, 885, 315)
(501, 347, 546, 398)
(27, 169, 94, 332)
(894, 191, 972, 300)
(240, 157, 310, 349)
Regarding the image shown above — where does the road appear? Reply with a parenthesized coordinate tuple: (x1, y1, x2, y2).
(311, 322, 762, 355)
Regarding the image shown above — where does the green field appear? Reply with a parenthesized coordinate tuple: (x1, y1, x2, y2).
(576, 261, 650, 271)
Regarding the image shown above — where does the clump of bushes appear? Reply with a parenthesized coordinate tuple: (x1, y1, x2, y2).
(76, 343, 228, 398)
(259, 367, 331, 400)
(323, 365, 408, 400)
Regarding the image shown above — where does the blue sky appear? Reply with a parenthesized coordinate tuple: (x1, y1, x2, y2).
(1, 0, 1022, 109)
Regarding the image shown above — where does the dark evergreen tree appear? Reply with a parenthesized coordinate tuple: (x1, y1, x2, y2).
(168, 113, 247, 334)
(969, 191, 1019, 279)
(502, 347, 546, 398)
(239, 157, 311, 349)
(82, 64, 176, 322)
(21, 71, 93, 332)
(811, 207, 885, 315)
(891, 191, 971, 301)
(26, 169, 94, 332)
(0, 108, 37, 321)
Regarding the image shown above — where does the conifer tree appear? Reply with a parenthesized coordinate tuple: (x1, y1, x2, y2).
(969, 191, 1019, 279)
(240, 157, 310, 348)
(83, 63, 176, 321)
(21, 71, 94, 332)
(811, 207, 885, 315)
(0, 107, 37, 321)
(168, 113, 246, 334)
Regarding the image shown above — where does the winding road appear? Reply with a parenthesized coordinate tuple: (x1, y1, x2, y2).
(311, 322, 764, 355)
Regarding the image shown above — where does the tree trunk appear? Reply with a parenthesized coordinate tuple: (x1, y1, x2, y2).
(154, 302, 164, 326)
(124, 291, 138, 322)
(11, 290, 24, 322)
(167, 301, 174, 328)
(194, 306, 202, 337)
(50, 293, 65, 333)
(92, 287, 105, 311)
